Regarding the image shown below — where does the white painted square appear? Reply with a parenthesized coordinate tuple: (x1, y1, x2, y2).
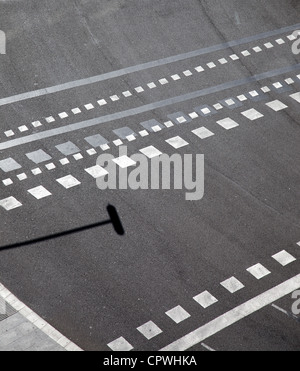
(247, 264, 271, 280)
(290, 92, 300, 103)
(31, 168, 42, 176)
(137, 321, 162, 340)
(218, 58, 228, 64)
(84, 103, 94, 110)
(166, 306, 191, 324)
(110, 95, 119, 102)
(213, 103, 223, 110)
(32, 121, 42, 128)
(237, 94, 247, 102)
(241, 108, 264, 121)
(249, 90, 259, 97)
(201, 108, 211, 115)
(207, 62, 216, 69)
(60, 158, 70, 166)
(189, 112, 199, 119)
(164, 121, 174, 128)
(28, 186, 52, 200)
(171, 74, 181, 81)
(217, 118, 239, 130)
(159, 78, 169, 85)
(192, 127, 215, 139)
(241, 50, 251, 57)
(195, 66, 204, 73)
(261, 86, 271, 93)
(100, 144, 110, 151)
(72, 108, 81, 115)
(3, 179, 13, 186)
(73, 153, 83, 161)
(253, 46, 262, 53)
(113, 139, 123, 147)
(147, 82, 157, 89)
(230, 54, 239, 61)
(264, 42, 274, 49)
(225, 99, 235, 106)
(272, 250, 296, 266)
(19, 125, 28, 132)
(107, 337, 133, 352)
(126, 134, 136, 142)
(266, 100, 288, 111)
(193, 291, 218, 309)
(85, 165, 108, 178)
(113, 156, 136, 169)
(87, 149, 97, 156)
(221, 277, 245, 293)
(166, 136, 189, 149)
(0, 197, 22, 210)
(46, 116, 55, 124)
(183, 70, 193, 77)
(285, 78, 294, 85)
(57, 175, 81, 189)
(273, 82, 283, 89)
(152, 125, 162, 133)
(17, 173, 27, 181)
(123, 91, 132, 98)
(59, 112, 68, 119)
(45, 163, 56, 170)
(139, 130, 149, 137)
(135, 86, 144, 93)
(276, 38, 285, 45)
(97, 99, 107, 106)
(5, 130, 14, 137)
(140, 146, 162, 159)
(177, 116, 187, 124)
(297, 241, 300, 247)
(287, 34, 297, 41)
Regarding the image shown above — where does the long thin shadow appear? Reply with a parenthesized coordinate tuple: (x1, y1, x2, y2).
(0, 205, 125, 252)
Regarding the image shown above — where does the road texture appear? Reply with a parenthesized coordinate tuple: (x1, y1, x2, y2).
(0, 0, 299, 351)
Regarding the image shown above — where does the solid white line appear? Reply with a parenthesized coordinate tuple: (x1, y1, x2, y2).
(201, 343, 216, 351)
(160, 274, 300, 351)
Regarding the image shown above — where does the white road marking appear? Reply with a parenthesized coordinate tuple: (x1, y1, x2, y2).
(152, 125, 162, 132)
(135, 86, 144, 93)
(28, 186, 52, 200)
(0, 197, 22, 210)
(73, 153, 83, 161)
(164, 121, 174, 128)
(113, 156, 136, 169)
(241, 108, 264, 121)
(100, 144, 110, 151)
(237, 94, 247, 102)
(5, 130, 15, 137)
(166, 136, 189, 149)
(201, 343, 216, 351)
(126, 134, 136, 142)
(97, 99, 107, 106)
(261, 86, 271, 93)
(85, 165, 108, 179)
(241, 50, 251, 57)
(45, 116, 55, 123)
(276, 38, 285, 45)
(266, 100, 288, 111)
(113, 139, 123, 147)
(213, 103, 223, 110)
(160, 274, 300, 351)
(176, 116, 187, 124)
(297, 242, 300, 247)
(110, 95, 119, 102)
(32, 121, 42, 128)
(58, 112, 68, 119)
(45, 163, 56, 170)
(272, 250, 296, 266)
(139, 146, 162, 159)
(249, 90, 259, 97)
(147, 82, 157, 89)
(272, 304, 299, 321)
(287, 34, 297, 41)
(71, 108, 81, 115)
(123, 91, 132, 97)
(264, 42, 274, 49)
(17, 173, 27, 181)
(57, 175, 81, 189)
(159, 78, 169, 85)
(217, 118, 239, 130)
(285, 78, 294, 85)
(183, 70, 193, 77)
(246, 264, 271, 280)
(290, 92, 300, 103)
(193, 291, 218, 309)
(166, 306, 191, 324)
(195, 66, 204, 73)
(218, 58, 228, 64)
(137, 321, 163, 340)
(253, 46, 262, 53)
(108, 337, 134, 352)
(221, 277, 245, 293)
(3, 178, 13, 186)
(171, 74, 181, 81)
(201, 107, 211, 115)
(84, 103, 94, 110)
(207, 62, 216, 69)
(139, 130, 149, 137)
(230, 54, 239, 61)
(19, 125, 28, 132)
(189, 112, 199, 119)
(192, 127, 215, 139)
(32, 168, 42, 175)
(60, 158, 70, 166)
(87, 149, 97, 156)
(273, 82, 283, 89)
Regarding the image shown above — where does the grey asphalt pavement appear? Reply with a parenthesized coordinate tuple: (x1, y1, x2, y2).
(0, 0, 299, 351)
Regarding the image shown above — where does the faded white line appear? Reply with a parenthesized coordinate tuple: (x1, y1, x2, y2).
(160, 274, 300, 351)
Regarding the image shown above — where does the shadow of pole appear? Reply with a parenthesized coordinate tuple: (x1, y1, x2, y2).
(0, 204, 125, 252)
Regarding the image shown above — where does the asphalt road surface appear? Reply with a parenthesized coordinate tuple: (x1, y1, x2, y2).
(0, 0, 299, 351)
